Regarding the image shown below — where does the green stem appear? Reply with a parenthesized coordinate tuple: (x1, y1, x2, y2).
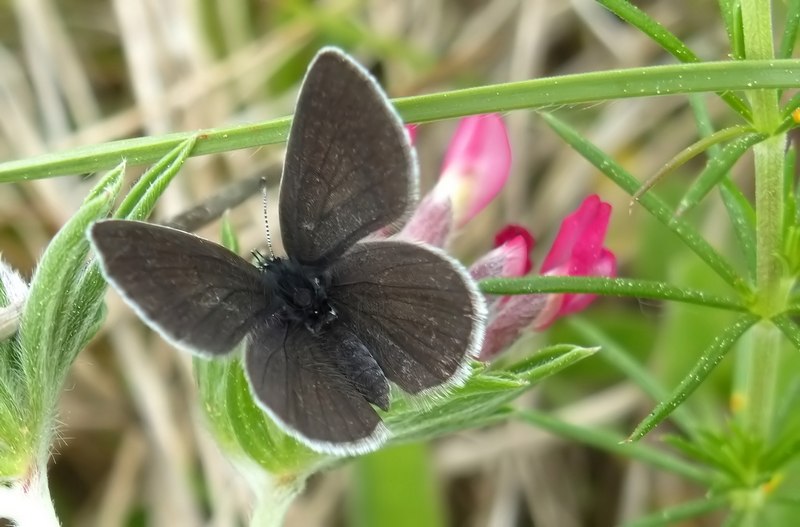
(737, 0, 788, 454)
(1, 61, 800, 182)
(753, 134, 787, 315)
(479, 276, 747, 311)
(739, 322, 782, 442)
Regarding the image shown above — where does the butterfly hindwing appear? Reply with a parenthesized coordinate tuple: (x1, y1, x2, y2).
(279, 48, 416, 265)
(244, 322, 387, 454)
(89, 220, 271, 357)
(327, 240, 486, 394)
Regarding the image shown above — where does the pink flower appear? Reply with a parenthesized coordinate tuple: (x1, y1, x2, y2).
(478, 195, 616, 360)
(470, 225, 534, 281)
(436, 114, 511, 227)
(533, 195, 617, 329)
(405, 124, 418, 145)
(401, 114, 511, 246)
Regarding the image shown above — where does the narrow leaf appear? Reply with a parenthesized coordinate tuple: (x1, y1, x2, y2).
(568, 318, 700, 436)
(718, 180, 757, 283)
(115, 136, 198, 221)
(688, 96, 757, 282)
(480, 275, 747, 312)
(18, 174, 122, 431)
(516, 409, 714, 485)
(387, 346, 596, 445)
(0, 61, 799, 181)
(69, 139, 199, 357)
(772, 314, 800, 351)
(779, 0, 800, 60)
(622, 495, 729, 527)
(542, 112, 750, 294)
(627, 315, 758, 441)
(634, 126, 753, 204)
(561, 0, 753, 119)
(677, 132, 766, 216)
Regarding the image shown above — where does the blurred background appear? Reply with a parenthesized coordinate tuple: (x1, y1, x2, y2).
(0, 0, 756, 525)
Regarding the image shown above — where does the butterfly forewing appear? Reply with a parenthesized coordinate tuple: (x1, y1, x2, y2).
(89, 220, 271, 356)
(245, 323, 387, 454)
(328, 240, 486, 394)
(279, 48, 416, 265)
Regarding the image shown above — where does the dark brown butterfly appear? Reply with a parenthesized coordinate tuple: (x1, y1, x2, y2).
(90, 48, 486, 455)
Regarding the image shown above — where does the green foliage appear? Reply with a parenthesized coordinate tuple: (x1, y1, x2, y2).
(0, 138, 196, 479)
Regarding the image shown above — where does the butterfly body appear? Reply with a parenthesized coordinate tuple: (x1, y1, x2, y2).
(258, 255, 336, 334)
(90, 48, 486, 455)
(258, 253, 390, 410)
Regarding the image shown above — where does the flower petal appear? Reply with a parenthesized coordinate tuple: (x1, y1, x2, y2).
(540, 195, 611, 276)
(533, 195, 616, 329)
(479, 294, 547, 360)
(470, 233, 534, 280)
(433, 114, 511, 227)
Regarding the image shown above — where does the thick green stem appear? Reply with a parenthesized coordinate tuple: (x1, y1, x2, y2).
(739, 0, 788, 450)
(740, 322, 782, 441)
(753, 135, 787, 314)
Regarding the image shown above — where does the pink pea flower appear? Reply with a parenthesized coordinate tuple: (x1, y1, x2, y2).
(401, 114, 511, 246)
(405, 124, 418, 145)
(533, 195, 617, 330)
(479, 195, 616, 360)
(470, 225, 534, 281)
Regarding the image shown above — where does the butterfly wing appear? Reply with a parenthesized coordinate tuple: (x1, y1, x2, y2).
(327, 240, 487, 393)
(244, 322, 387, 455)
(89, 220, 271, 357)
(279, 48, 416, 265)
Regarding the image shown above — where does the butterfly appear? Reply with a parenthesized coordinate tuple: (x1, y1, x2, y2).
(89, 48, 486, 455)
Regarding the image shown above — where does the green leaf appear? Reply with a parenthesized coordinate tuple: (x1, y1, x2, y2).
(220, 212, 240, 253)
(772, 314, 800, 351)
(778, 0, 800, 60)
(3, 165, 124, 476)
(634, 126, 754, 204)
(18, 167, 123, 412)
(69, 138, 200, 360)
(1, 61, 799, 181)
(352, 443, 446, 527)
(717, 0, 745, 59)
(596, 0, 751, 119)
(386, 346, 596, 445)
(194, 355, 240, 452)
(479, 275, 747, 312)
(662, 425, 761, 485)
(516, 409, 714, 485)
(115, 136, 198, 221)
(677, 132, 766, 216)
(687, 95, 758, 284)
(541, 112, 750, 295)
(568, 317, 700, 437)
(622, 495, 729, 527)
(224, 360, 323, 475)
(627, 314, 759, 442)
(718, 180, 758, 283)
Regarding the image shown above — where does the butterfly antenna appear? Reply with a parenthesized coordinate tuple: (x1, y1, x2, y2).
(260, 177, 276, 260)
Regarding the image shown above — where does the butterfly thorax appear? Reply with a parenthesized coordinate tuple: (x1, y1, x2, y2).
(259, 256, 337, 334)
